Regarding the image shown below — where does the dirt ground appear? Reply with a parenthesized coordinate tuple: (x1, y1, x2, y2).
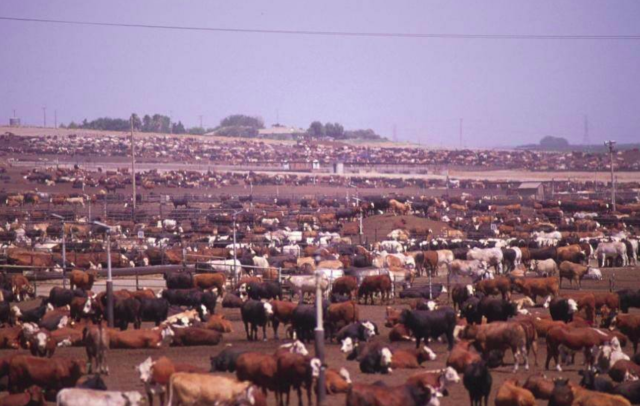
(2, 265, 640, 406)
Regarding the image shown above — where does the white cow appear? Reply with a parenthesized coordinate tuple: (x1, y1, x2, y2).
(283, 244, 301, 257)
(596, 242, 628, 267)
(208, 258, 241, 275)
(530, 259, 559, 277)
(448, 259, 489, 282)
(379, 240, 404, 254)
(284, 275, 329, 301)
(466, 248, 504, 274)
(57, 389, 144, 406)
(252, 256, 269, 270)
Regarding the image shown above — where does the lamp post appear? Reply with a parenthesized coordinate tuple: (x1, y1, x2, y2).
(52, 214, 66, 288)
(314, 270, 326, 405)
(93, 221, 113, 327)
(605, 140, 616, 212)
(232, 210, 243, 285)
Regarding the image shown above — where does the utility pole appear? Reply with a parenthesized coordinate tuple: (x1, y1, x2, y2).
(583, 116, 590, 145)
(54, 110, 57, 129)
(315, 270, 326, 405)
(605, 140, 616, 212)
(459, 118, 463, 149)
(130, 116, 136, 221)
(42, 107, 47, 127)
(12, 109, 16, 118)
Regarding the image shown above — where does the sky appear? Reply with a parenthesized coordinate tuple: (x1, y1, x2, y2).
(1, 1, 639, 147)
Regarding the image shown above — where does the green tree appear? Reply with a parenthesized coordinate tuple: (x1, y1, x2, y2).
(307, 121, 325, 138)
(325, 122, 345, 139)
(219, 115, 264, 129)
(172, 121, 186, 134)
(142, 115, 152, 132)
(131, 114, 142, 131)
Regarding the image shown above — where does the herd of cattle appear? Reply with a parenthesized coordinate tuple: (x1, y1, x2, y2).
(3, 131, 640, 172)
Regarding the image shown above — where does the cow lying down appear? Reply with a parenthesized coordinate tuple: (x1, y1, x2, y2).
(57, 388, 144, 406)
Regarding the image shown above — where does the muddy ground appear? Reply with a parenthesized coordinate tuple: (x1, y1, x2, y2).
(2, 265, 640, 406)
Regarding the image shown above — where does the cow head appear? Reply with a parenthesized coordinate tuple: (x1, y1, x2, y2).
(310, 358, 321, 378)
(567, 299, 578, 314)
(441, 366, 461, 385)
(263, 302, 274, 318)
(137, 357, 155, 383)
(465, 285, 475, 296)
(340, 337, 355, 354)
(279, 340, 309, 356)
(122, 392, 144, 406)
(380, 347, 393, 371)
(161, 325, 175, 345)
(35, 332, 48, 352)
(420, 346, 437, 362)
(360, 321, 377, 340)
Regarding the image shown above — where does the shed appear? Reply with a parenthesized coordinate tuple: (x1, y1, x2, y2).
(509, 182, 545, 200)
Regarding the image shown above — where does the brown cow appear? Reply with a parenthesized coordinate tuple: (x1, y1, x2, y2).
(461, 322, 529, 371)
(83, 323, 109, 375)
(545, 327, 609, 371)
(0, 385, 45, 406)
(193, 273, 226, 293)
(559, 261, 591, 289)
(446, 340, 481, 374)
(389, 323, 413, 342)
(475, 277, 511, 300)
(358, 275, 392, 305)
(270, 300, 297, 340)
(495, 378, 536, 406)
(137, 356, 207, 406)
(323, 368, 351, 395)
(326, 301, 359, 340)
(170, 327, 222, 347)
(611, 314, 640, 353)
(108, 325, 174, 349)
(512, 277, 559, 302)
(8, 355, 85, 394)
(390, 346, 437, 369)
(523, 373, 554, 400)
(332, 276, 358, 298)
(68, 270, 95, 291)
(609, 360, 640, 383)
(202, 314, 233, 333)
(235, 352, 278, 398)
(0, 327, 22, 349)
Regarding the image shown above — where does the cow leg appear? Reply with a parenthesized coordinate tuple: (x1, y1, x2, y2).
(263, 323, 268, 341)
(244, 321, 251, 341)
(273, 319, 280, 340)
(296, 386, 303, 406)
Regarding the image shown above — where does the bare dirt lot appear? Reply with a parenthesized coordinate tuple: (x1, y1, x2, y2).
(2, 265, 639, 406)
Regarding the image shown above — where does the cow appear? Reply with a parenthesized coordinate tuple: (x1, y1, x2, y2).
(511, 277, 559, 303)
(545, 326, 610, 371)
(336, 321, 378, 349)
(275, 352, 320, 406)
(108, 325, 174, 349)
(201, 314, 233, 333)
(170, 327, 223, 347)
(495, 379, 536, 406)
(137, 298, 169, 327)
(8, 355, 85, 396)
(451, 284, 476, 311)
(461, 322, 529, 372)
(166, 373, 256, 406)
(0, 385, 45, 406)
(596, 242, 628, 267)
(57, 389, 144, 406)
(398, 284, 447, 300)
(244, 281, 283, 301)
(530, 259, 559, 277)
(68, 270, 96, 291)
(210, 347, 248, 373)
(617, 289, 640, 314)
(137, 356, 206, 406)
(344, 339, 393, 374)
(223, 293, 244, 308)
(83, 324, 109, 375)
(467, 248, 504, 274)
(399, 307, 457, 350)
(596, 337, 630, 373)
(235, 352, 278, 398)
(241, 299, 274, 341)
(390, 346, 437, 369)
(475, 277, 511, 300)
(193, 273, 225, 293)
(270, 300, 297, 340)
(449, 260, 490, 283)
(163, 272, 194, 289)
(346, 380, 438, 406)
(326, 301, 359, 340)
(548, 298, 579, 323)
(284, 275, 329, 303)
(358, 275, 392, 305)
(610, 314, 640, 353)
(463, 361, 492, 406)
(559, 261, 592, 289)
(332, 276, 358, 298)
(464, 297, 518, 324)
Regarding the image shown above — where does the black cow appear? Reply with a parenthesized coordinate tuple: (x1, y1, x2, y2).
(477, 297, 518, 323)
(502, 249, 518, 272)
(222, 293, 243, 308)
(13, 303, 47, 324)
(398, 283, 446, 300)
(612, 380, 640, 404)
(291, 304, 318, 343)
(463, 361, 492, 406)
(210, 347, 247, 372)
(113, 297, 141, 331)
(399, 307, 457, 350)
(77, 374, 108, 391)
(335, 321, 379, 345)
(578, 369, 614, 393)
(0, 289, 16, 303)
(245, 281, 282, 301)
(163, 271, 194, 289)
(617, 289, 640, 313)
(549, 297, 578, 323)
(161, 289, 217, 317)
(346, 340, 392, 374)
(38, 313, 67, 331)
(451, 284, 474, 311)
(138, 298, 170, 326)
(0, 302, 10, 326)
(461, 297, 483, 325)
(240, 299, 273, 341)
(45, 287, 87, 308)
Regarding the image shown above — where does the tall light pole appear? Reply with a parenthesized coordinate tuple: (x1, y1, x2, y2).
(232, 210, 243, 285)
(52, 214, 66, 288)
(93, 221, 114, 327)
(605, 140, 616, 211)
(130, 116, 136, 221)
(42, 107, 47, 128)
(314, 270, 326, 405)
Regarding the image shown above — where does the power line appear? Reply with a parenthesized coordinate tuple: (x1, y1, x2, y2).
(2, 16, 640, 41)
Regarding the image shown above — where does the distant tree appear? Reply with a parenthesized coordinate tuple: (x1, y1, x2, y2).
(307, 121, 325, 138)
(67, 121, 79, 129)
(142, 115, 152, 132)
(172, 121, 186, 134)
(216, 126, 258, 138)
(325, 122, 345, 139)
(540, 136, 570, 148)
(219, 115, 264, 129)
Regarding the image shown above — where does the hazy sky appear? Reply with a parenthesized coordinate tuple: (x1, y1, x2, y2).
(1, 1, 639, 147)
